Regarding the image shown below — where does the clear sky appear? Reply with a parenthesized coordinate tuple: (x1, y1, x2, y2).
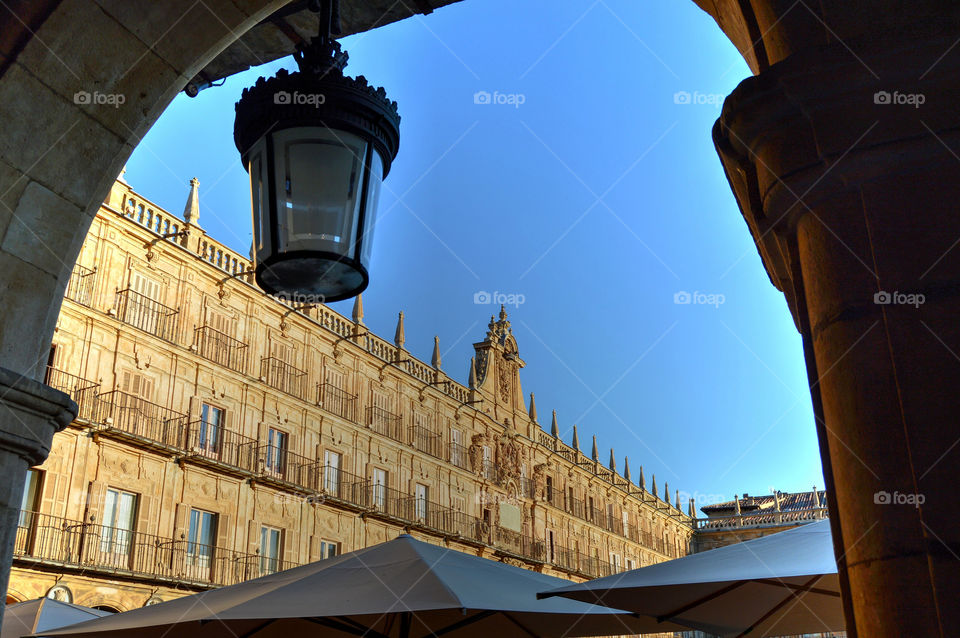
(123, 0, 824, 511)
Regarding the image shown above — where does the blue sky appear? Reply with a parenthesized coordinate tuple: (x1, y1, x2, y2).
(124, 0, 824, 511)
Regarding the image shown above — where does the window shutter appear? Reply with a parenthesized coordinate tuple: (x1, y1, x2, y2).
(173, 503, 190, 541)
(309, 535, 323, 562)
(216, 513, 232, 551)
(85, 481, 107, 524)
(247, 519, 260, 555)
(136, 494, 156, 536)
(282, 529, 299, 566)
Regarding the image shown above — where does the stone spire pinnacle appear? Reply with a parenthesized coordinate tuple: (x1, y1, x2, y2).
(571, 425, 580, 451)
(394, 311, 405, 350)
(735, 494, 742, 516)
(550, 410, 559, 438)
(675, 489, 681, 510)
(652, 474, 658, 498)
(183, 177, 200, 226)
(623, 456, 631, 482)
(609, 448, 616, 472)
(352, 294, 364, 325)
(431, 335, 441, 369)
(774, 489, 782, 512)
(528, 393, 537, 423)
(468, 357, 478, 389)
(639, 465, 645, 490)
(591, 435, 599, 462)
(664, 481, 670, 502)
(812, 486, 821, 508)
(688, 498, 696, 517)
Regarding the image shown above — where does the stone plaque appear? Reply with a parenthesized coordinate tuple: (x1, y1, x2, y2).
(499, 502, 522, 532)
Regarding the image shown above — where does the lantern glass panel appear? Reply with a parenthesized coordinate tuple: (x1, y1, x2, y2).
(359, 149, 384, 266)
(272, 127, 367, 257)
(247, 140, 269, 256)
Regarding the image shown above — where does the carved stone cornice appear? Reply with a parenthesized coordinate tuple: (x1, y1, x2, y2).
(0, 367, 75, 465)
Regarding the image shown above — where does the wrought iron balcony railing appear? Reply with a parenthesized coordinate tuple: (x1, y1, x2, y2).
(318, 383, 357, 421)
(92, 390, 187, 449)
(194, 326, 248, 373)
(180, 420, 258, 472)
(13, 510, 298, 588)
(260, 357, 307, 399)
(252, 443, 320, 491)
(449, 442, 470, 470)
(410, 424, 444, 459)
(115, 288, 179, 342)
(44, 366, 99, 421)
(64, 264, 96, 307)
(367, 406, 402, 442)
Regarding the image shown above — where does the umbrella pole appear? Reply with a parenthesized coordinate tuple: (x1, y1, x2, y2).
(400, 611, 411, 638)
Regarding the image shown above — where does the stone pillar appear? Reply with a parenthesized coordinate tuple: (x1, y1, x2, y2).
(0, 368, 75, 627)
(713, 20, 960, 637)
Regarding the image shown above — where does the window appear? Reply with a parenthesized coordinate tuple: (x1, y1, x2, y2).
(318, 540, 338, 560)
(372, 468, 387, 510)
(545, 476, 554, 503)
(20, 469, 42, 521)
(626, 558, 635, 571)
(622, 510, 630, 534)
(415, 484, 429, 520)
(199, 404, 223, 455)
(546, 529, 556, 562)
(450, 428, 465, 467)
(588, 496, 595, 521)
(323, 450, 341, 494)
(260, 526, 282, 574)
(265, 428, 288, 475)
(101, 488, 137, 557)
(610, 553, 621, 572)
(607, 503, 615, 529)
(187, 509, 217, 568)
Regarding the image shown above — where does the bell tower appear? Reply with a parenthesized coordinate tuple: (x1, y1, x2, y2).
(471, 306, 527, 433)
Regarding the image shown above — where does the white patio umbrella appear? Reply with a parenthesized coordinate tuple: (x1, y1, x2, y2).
(37, 534, 683, 638)
(541, 519, 843, 637)
(2, 599, 111, 638)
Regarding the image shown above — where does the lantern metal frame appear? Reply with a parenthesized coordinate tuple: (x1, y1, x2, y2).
(234, 0, 400, 302)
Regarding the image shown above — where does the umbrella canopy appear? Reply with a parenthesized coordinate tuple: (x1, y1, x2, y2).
(3, 599, 111, 638)
(541, 519, 843, 637)
(37, 534, 682, 638)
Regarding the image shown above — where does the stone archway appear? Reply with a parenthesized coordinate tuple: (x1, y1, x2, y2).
(2, 2, 960, 637)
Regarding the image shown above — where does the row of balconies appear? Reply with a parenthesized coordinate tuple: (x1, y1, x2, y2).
(13, 509, 297, 589)
(47, 359, 683, 560)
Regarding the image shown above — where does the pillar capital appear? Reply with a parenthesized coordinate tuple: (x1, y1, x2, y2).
(0, 367, 75, 466)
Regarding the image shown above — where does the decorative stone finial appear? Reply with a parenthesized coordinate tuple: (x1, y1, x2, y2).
(609, 448, 616, 472)
(183, 177, 200, 227)
(550, 410, 559, 438)
(652, 474, 658, 498)
(571, 425, 580, 451)
(735, 495, 742, 516)
(664, 481, 670, 503)
(774, 490, 782, 512)
(812, 486, 821, 508)
(394, 311, 405, 350)
(675, 489, 681, 510)
(591, 435, 599, 462)
(528, 392, 537, 422)
(118, 165, 128, 184)
(623, 456, 631, 482)
(688, 498, 696, 517)
(431, 335, 442, 369)
(639, 465, 645, 490)
(352, 294, 364, 325)
(468, 357, 478, 389)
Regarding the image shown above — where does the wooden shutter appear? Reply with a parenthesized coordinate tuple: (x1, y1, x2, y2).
(85, 481, 107, 524)
(208, 309, 234, 338)
(173, 503, 190, 540)
(136, 493, 156, 536)
(282, 529, 299, 566)
(120, 371, 153, 401)
(216, 513, 232, 551)
(130, 271, 161, 302)
(247, 519, 261, 555)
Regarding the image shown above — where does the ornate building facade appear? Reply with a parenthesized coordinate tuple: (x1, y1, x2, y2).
(7, 177, 696, 613)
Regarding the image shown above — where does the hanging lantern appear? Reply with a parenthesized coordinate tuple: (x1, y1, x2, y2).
(234, 2, 400, 302)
